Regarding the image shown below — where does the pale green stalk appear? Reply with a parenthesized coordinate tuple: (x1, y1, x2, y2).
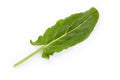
(14, 47, 43, 67)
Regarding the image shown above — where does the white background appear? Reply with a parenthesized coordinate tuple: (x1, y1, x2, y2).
(0, 0, 120, 80)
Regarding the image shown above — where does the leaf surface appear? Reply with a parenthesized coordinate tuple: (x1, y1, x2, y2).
(14, 7, 99, 67)
(30, 7, 99, 58)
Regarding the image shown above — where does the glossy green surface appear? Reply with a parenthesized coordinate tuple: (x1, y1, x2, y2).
(31, 7, 99, 58)
(14, 7, 99, 67)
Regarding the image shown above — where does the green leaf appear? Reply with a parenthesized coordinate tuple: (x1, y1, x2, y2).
(31, 7, 99, 58)
(14, 7, 99, 67)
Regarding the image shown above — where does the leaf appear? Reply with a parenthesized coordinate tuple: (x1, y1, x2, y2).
(30, 7, 99, 58)
(14, 7, 99, 67)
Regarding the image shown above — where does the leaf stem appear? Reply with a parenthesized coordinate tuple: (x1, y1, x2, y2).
(14, 47, 44, 67)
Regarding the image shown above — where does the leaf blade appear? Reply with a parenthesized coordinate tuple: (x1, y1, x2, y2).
(31, 7, 99, 58)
